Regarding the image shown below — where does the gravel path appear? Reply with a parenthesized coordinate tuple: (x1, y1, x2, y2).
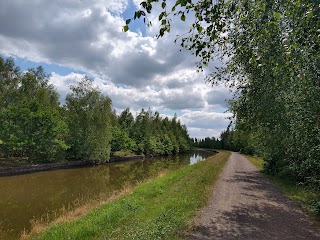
(187, 152, 320, 240)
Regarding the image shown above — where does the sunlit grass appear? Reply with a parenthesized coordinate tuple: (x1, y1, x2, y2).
(28, 151, 230, 240)
(244, 155, 264, 170)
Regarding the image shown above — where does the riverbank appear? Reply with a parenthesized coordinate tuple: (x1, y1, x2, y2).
(0, 154, 155, 177)
(24, 151, 230, 240)
(1, 149, 218, 177)
(191, 147, 218, 153)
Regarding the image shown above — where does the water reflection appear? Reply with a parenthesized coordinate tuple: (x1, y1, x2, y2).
(0, 150, 213, 239)
(190, 154, 205, 165)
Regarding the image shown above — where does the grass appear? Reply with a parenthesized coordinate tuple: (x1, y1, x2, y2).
(28, 151, 230, 240)
(244, 155, 320, 223)
(243, 155, 264, 170)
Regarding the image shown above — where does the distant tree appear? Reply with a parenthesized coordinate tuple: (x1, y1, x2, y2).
(118, 109, 191, 155)
(194, 135, 221, 150)
(118, 107, 135, 130)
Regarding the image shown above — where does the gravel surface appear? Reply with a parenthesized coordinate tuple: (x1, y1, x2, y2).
(187, 152, 320, 240)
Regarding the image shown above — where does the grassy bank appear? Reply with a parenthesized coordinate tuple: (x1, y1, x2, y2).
(28, 151, 230, 240)
(245, 155, 320, 222)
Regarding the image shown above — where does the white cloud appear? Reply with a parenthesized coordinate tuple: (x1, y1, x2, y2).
(0, 0, 233, 139)
(179, 111, 232, 129)
(188, 127, 223, 140)
(179, 111, 232, 138)
(49, 72, 85, 103)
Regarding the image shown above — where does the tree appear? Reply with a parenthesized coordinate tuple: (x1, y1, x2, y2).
(111, 126, 136, 152)
(0, 56, 192, 162)
(126, 0, 320, 188)
(118, 107, 135, 131)
(65, 77, 113, 162)
(0, 60, 68, 162)
(118, 108, 191, 155)
(111, 107, 137, 152)
(0, 57, 20, 109)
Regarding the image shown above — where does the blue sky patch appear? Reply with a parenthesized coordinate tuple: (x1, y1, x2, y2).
(121, 0, 147, 36)
(13, 56, 86, 76)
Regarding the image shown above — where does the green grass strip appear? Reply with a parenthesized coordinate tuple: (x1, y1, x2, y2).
(244, 155, 264, 170)
(245, 155, 320, 222)
(33, 151, 230, 240)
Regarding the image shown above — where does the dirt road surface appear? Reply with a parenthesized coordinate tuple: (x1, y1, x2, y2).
(187, 152, 320, 240)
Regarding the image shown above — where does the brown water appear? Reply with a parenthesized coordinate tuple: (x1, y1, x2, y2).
(0, 150, 213, 239)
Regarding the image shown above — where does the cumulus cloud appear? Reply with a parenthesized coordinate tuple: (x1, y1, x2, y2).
(206, 87, 233, 108)
(179, 111, 232, 139)
(159, 87, 205, 109)
(179, 111, 232, 129)
(187, 128, 224, 140)
(49, 72, 85, 103)
(0, 0, 233, 138)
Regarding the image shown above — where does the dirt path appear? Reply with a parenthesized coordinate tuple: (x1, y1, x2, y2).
(187, 152, 320, 240)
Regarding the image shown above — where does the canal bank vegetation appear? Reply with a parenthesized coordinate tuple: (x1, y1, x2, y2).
(142, 0, 319, 221)
(0, 56, 191, 165)
(245, 155, 320, 222)
(25, 151, 230, 240)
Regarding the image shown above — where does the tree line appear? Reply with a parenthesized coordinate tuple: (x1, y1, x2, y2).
(0, 57, 191, 163)
(191, 137, 221, 149)
(194, 129, 259, 155)
(128, 0, 319, 190)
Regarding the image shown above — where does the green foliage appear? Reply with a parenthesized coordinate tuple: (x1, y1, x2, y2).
(219, 127, 256, 155)
(127, 0, 320, 189)
(192, 136, 221, 150)
(113, 109, 191, 155)
(224, 0, 320, 188)
(112, 150, 136, 158)
(0, 57, 191, 163)
(111, 126, 136, 152)
(0, 57, 20, 109)
(0, 101, 68, 162)
(0, 58, 68, 162)
(65, 77, 112, 162)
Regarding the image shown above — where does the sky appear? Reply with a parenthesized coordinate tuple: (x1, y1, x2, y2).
(0, 0, 233, 139)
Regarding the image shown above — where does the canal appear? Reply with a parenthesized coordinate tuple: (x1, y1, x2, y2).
(0, 150, 214, 239)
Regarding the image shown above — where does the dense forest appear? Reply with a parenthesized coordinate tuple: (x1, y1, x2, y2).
(0, 56, 191, 163)
(129, 0, 319, 190)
